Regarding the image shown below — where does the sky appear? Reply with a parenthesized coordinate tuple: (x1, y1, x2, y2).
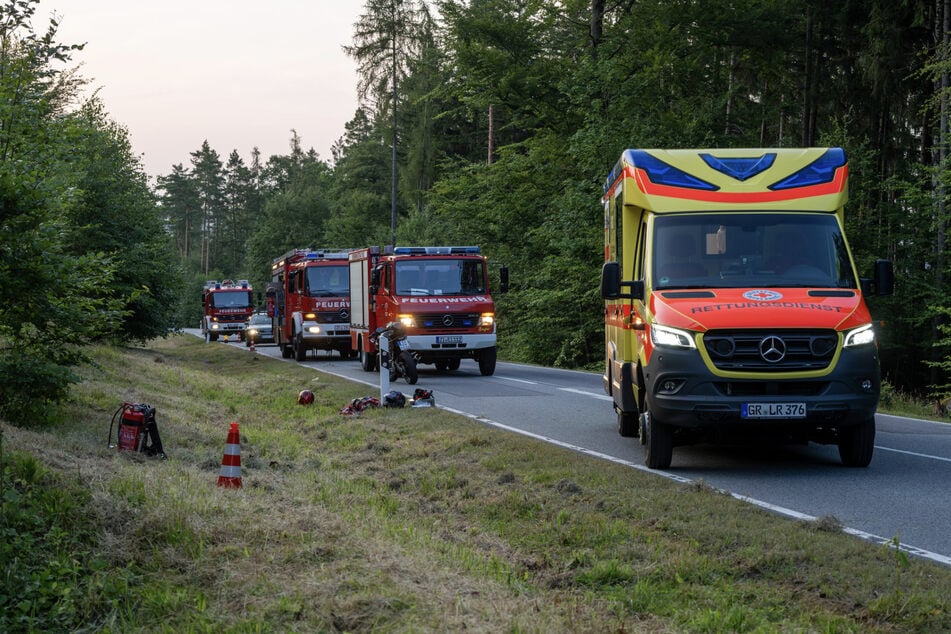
(36, 1, 364, 180)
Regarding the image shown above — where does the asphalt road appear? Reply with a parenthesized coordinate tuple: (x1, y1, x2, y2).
(192, 330, 951, 566)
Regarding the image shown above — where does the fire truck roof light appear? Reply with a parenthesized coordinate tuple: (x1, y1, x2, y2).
(392, 246, 481, 255)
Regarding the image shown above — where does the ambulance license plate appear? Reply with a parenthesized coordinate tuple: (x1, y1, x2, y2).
(741, 402, 806, 419)
(437, 336, 462, 344)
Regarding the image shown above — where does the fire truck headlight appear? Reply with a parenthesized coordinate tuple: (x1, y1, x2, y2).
(479, 313, 495, 327)
(306, 326, 321, 334)
(304, 313, 317, 320)
(844, 324, 875, 347)
(211, 323, 220, 331)
(398, 314, 416, 328)
(651, 324, 696, 349)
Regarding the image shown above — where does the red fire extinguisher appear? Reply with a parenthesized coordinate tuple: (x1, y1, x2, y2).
(108, 402, 147, 452)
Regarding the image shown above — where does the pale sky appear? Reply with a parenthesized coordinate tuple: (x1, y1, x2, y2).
(36, 1, 363, 180)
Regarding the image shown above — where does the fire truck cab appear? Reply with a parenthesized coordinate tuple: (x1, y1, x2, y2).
(349, 246, 507, 376)
(201, 280, 254, 342)
(600, 148, 894, 469)
(268, 248, 353, 361)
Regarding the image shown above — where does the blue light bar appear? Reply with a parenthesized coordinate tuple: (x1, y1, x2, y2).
(769, 148, 846, 190)
(628, 150, 718, 191)
(393, 246, 481, 255)
(700, 153, 776, 181)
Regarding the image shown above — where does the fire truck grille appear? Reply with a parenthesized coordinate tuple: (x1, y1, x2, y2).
(702, 329, 838, 372)
(216, 315, 246, 323)
(314, 312, 348, 324)
(416, 312, 480, 331)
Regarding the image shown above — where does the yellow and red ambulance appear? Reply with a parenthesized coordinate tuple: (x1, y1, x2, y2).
(600, 148, 893, 469)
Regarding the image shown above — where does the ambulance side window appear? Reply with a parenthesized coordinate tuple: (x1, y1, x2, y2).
(635, 220, 647, 280)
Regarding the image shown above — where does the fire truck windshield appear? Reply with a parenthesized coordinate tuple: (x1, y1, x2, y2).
(395, 259, 486, 296)
(210, 291, 252, 308)
(652, 213, 856, 290)
(305, 264, 349, 297)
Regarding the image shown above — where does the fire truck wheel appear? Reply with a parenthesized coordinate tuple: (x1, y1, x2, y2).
(617, 410, 639, 438)
(447, 358, 461, 371)
(478, 347, 497, 376)
(359, 341, 376, 371)
(642, 410, 673, 469)
(400, 351, 418, 384)
(435, 360, 448, 372)
(837, 417, 875, 467)
(294, 334, 306, 361)
(281, 342, 293, 358)
(209, 332, 218, 342)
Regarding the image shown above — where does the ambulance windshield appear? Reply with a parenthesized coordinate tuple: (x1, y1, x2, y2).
(652, 213, 856, 290)
(395, 259, 486, 296)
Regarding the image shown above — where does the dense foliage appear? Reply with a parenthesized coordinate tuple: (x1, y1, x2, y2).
(155, 0, 951, 396)
(7, 0, 951, 412)
(0, 1, 181, 424)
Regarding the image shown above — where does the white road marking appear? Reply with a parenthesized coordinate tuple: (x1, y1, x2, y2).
(875, 445, 951, 464)
(559, 387, 613, 401)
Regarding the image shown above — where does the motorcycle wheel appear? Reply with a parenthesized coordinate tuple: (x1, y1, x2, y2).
(400, 351, 418, 384)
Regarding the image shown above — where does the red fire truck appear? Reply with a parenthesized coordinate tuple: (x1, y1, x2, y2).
(267, 248, 353, 361)
(349, 246, 507, 376)
(201, 279, 255, 342)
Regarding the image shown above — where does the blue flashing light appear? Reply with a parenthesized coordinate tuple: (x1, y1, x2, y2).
(700, 153, 776, 181)
(769, 148, 846, 191)
(628, 150, 718, 191)
(393, 246, 481, 255)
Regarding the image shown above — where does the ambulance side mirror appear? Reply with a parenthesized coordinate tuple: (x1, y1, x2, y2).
(874, 258, 894, 296)
(601, 262, 644, 300)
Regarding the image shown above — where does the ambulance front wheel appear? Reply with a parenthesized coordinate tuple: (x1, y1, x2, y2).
(641, 409, 673, 469)
(837, 417, 875, 467)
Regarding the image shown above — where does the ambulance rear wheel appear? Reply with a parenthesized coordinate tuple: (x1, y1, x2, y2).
(478, 347, 497, 376)
(642, 410, 673, 469)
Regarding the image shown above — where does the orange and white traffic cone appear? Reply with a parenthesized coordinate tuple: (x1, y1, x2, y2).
(217, 422, 242, 488)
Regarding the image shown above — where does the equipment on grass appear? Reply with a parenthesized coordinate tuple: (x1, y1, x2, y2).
(108, 402, 166, 458)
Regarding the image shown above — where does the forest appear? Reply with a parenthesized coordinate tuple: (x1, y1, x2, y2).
(3, 0, 951, 423)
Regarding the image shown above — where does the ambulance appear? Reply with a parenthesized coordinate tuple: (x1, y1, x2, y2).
(600, 148, 893, 468)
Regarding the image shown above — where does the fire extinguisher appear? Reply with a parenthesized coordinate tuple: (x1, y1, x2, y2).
(108, 402, 147, 452)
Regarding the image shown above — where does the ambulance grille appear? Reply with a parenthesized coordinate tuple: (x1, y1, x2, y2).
(415, 312, 480, 331)
(702, 329, 838, 371)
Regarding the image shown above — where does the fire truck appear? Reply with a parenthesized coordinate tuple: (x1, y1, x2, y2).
(349, 246, 507, 376)
(267, 248, 353, 361)
(600, 147, 894, 469)
(201, 279, 255, 342)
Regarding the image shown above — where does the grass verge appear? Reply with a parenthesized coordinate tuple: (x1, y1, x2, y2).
(2, 334, 950, 632)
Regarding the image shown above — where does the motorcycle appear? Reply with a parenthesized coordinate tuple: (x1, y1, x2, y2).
(369, 321, 418, 384)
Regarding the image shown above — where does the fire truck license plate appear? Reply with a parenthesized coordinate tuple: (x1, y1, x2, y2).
(436, 336, 462, 344)
(742, 402, 806, 419)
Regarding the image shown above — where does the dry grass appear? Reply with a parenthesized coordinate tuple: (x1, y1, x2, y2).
(3, 333, 951, 632)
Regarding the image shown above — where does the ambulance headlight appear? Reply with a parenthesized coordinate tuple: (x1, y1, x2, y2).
(651, 324, 696, 349)
(844, 324, 875, 347)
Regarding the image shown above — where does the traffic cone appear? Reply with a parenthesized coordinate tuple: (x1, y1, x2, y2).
(217, 422, 242, 488)
(250, 338, 255, 352)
